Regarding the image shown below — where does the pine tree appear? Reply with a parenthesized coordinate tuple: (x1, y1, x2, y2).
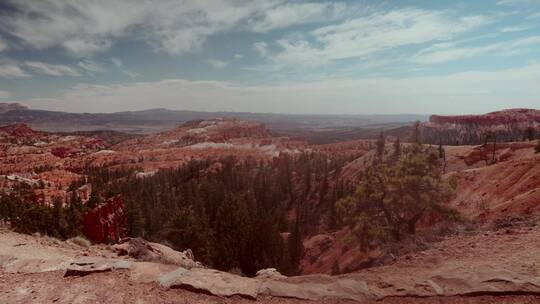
(524, 126, 536, 141)
(86, 191, 101, 210)
(125, 198, 144, 237)
(376, 132, 386, 160)
(52, 196, 68, 238)
(411, 121, 422, 145)
(213, 194, 250, 272)
(331, 260, 340, 275)
(392, 137, 401, 162)
(337, 144, 458, 249)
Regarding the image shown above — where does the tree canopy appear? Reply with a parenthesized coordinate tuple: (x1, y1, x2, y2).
(337, 142, 458, 250)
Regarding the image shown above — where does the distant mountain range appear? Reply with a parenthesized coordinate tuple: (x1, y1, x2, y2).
(2, 103, 537, 145)
(0, 103, 426, 143)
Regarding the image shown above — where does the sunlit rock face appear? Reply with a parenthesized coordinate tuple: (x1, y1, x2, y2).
(422, 108, 540, 145)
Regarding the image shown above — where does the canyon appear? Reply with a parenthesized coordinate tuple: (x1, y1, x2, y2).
(0, 107, 539, 303)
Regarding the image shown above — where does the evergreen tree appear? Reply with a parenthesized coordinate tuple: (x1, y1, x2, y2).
(336, 144, 457, 249)
(411, 121, 422, 145)
(376, 132, 386, 160)
(213, 194, 250, 272)
(125, 198, 145, 237)
(65, 192, 85, 237)
(52, 196, 68, 238)
(331, 260, 340, 275)
(392, 137, 401, 162)
(86, 191, 101, 210)
(524, 126, 536, 141)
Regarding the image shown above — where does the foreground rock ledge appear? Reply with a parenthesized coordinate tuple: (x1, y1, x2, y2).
(2, 226, 540, 302)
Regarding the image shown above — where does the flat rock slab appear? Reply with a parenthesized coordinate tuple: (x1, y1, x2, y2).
(0, 254, 70, 273)
(130, 262, 177, 283)
(259, 277, 372, 302)
(159, 267, 260, 299)
(345, 269, 540, 299)
(64, 257, 133, 277)
(428, 270, 540, 297)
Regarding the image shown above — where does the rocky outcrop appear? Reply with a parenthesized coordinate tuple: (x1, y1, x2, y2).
(255, 268, 286, 279)
(64, 257, 132, 277)
(2, 224, 540, 302)
(429, 108, 540, 125)
(112, 238, 203, 269)
(159, 267, 261, 299)
(0, 123, 37, 137)
(0, 103, 28, 114)
(81, 196, 126, 243)
(423, 108, 540, 145)
(155, 266, 540, 301)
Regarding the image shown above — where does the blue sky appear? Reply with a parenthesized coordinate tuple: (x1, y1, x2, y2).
(0, 0, 539, 114)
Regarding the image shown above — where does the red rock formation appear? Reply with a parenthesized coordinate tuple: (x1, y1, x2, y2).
(82, 196, 126, 243)
(429, 108, 540, 125)
(422, 108, 540, 145)
(51, 147, 70, 158)
(0, 123, 37, 137)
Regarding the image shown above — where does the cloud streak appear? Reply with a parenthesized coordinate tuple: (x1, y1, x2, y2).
(413, 36, 540, 64)
(0, 62, 31, 78)
(25, 61, 81, 77)
(20, 63, 540, 114)
(0, 90, 11, 98)
(0, 0, 350, 56)
(264, 8, 492, 67)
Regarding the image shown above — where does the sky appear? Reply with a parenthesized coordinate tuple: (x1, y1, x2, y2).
(0, 0, 539, 115)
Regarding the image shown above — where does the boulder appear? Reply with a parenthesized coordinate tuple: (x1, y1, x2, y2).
(158, 267, 260, 299)
(255, 268, 286, 280)
(112, 237, 202, 269)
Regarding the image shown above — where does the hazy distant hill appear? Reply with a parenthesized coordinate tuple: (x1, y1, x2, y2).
(0, 103, 427, 141)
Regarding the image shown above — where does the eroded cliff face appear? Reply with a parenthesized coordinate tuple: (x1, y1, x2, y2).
(429, 108, 540, 125)
(422, 108, 540, 145)
(82, 196, 126, 243)
(303, 140, 540, 275)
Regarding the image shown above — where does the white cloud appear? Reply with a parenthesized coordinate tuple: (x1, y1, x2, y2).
(122, 70, 140, 78)
(20, 63, 540, 114)
(109, 58, 139, 77)
(413, 36, 540, 64)
(253, 41, 268, 57)
(234, 54, 243, 59)
(205, 59, 228, 69)
(0, 90, 11, 98)
(500, 24, 535, 32)
(527, 11, 540, 19)
(0, 37, 7, 52)
(497, 0, 540, 5)
(0, 63, 31, 78)
(25, 61, 81, 77)
(1, 0, 346, 56)
(111, 58, 123, 67)
(78, 60, 105, 73)
(248, 2, 346, 32)
(63, 38, 112, 56)
(268, 8, 492, 66)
